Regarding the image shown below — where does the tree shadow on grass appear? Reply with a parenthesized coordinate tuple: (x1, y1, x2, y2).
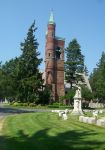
(0, 107, 33, 114)
(0, 128, 105, 150)
(0, 107, 50, 116)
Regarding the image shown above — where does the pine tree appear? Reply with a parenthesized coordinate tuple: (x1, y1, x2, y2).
(90, 52, 105, 102)
(17, 21, 43, 102)
(84, 65, 89, 76)
(1, 58, 19, 100)
(65, 39, 84, 88)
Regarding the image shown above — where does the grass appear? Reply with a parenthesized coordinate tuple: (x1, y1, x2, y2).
(0, 112, 105, 150)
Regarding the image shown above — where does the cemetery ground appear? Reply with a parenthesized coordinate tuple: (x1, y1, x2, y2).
(0, 112, 105, 150)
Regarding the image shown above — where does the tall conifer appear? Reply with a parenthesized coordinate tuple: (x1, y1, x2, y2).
(65, 39, 84, 88)
(17, 21, 43, 102)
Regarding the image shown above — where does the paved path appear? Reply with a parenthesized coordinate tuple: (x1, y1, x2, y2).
(0, 104, 51, 117)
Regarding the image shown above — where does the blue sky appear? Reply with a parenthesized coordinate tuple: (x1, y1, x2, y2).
(0, 0, 105, 74)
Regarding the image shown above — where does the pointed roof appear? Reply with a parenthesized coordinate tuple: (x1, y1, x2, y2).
(48, 11, 55, 24)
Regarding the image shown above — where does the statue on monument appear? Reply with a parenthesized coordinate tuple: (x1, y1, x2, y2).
(71, 83, 83, 115)
(74, 85, 81, 99)
(72, 71, 92, 115)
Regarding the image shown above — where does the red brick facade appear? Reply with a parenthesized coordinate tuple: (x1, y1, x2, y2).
(45, 18, 65, 101)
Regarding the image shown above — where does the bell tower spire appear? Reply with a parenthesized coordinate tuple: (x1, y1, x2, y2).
(45, 12, 65, 102)
(48, 10, 55, 24)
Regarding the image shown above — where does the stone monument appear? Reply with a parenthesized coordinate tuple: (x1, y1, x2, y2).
(71, 72, 92, 115)
(71, 85, 84, 115)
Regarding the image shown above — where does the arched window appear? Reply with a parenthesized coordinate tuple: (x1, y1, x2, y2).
(56, 47, 61, 59)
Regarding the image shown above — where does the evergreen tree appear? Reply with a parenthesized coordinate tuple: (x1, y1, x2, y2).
(0, 58, 19, 100)
(84, 65, 89, 76)
(81, 85, 93, 101)
(90, 52, 105, 102)
(17, 21, 43, 102)
(0, 61, 2, 68)
(65, 39, 84, 88)
(2, 58, 19, 79)
(0, 62, 3, 99)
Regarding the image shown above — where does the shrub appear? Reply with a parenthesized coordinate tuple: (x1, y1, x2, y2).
(29, 103, 36, 107)
(48, 102, 71, 109)
(53, 102, 60, 106)
(60, 88, 76, 105)
(39, 87, 51, 104)
(59, 105, 72, 109)
(22, 103, 29, 107)
(35, 104, 42, 108)
(48, 105, 59, 108)
(12, 102, 23, 106)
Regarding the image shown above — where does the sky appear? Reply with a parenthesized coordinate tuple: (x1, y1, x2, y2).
(0, 0, 105, 74)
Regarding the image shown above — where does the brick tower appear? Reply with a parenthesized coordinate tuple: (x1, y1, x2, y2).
(45, 12, 65, 101)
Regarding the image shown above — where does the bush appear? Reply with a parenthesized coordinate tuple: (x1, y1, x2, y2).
(11, 102, 29, 107)
(39, 87, 51, 104)
(22, 103, 29, 107)
(29, 103, 36, 107)
(48, 102, 72, 109)
(53, 102, 60, 106)
(59, 105, 72, 109)
(60, 88, 76, 105)
(48, 105, 59, 108)
(12, 102, 23, 106)
(35, 104, 42, 109)
(48, 102, 61, 108)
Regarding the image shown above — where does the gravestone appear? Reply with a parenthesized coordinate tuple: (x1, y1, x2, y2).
(59, 111, 64, 117)
(96, 119, 105, 126)
(62, 113, 68, 120)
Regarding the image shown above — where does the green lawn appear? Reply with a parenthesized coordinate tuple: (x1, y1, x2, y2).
(0, 112, 105, 150)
